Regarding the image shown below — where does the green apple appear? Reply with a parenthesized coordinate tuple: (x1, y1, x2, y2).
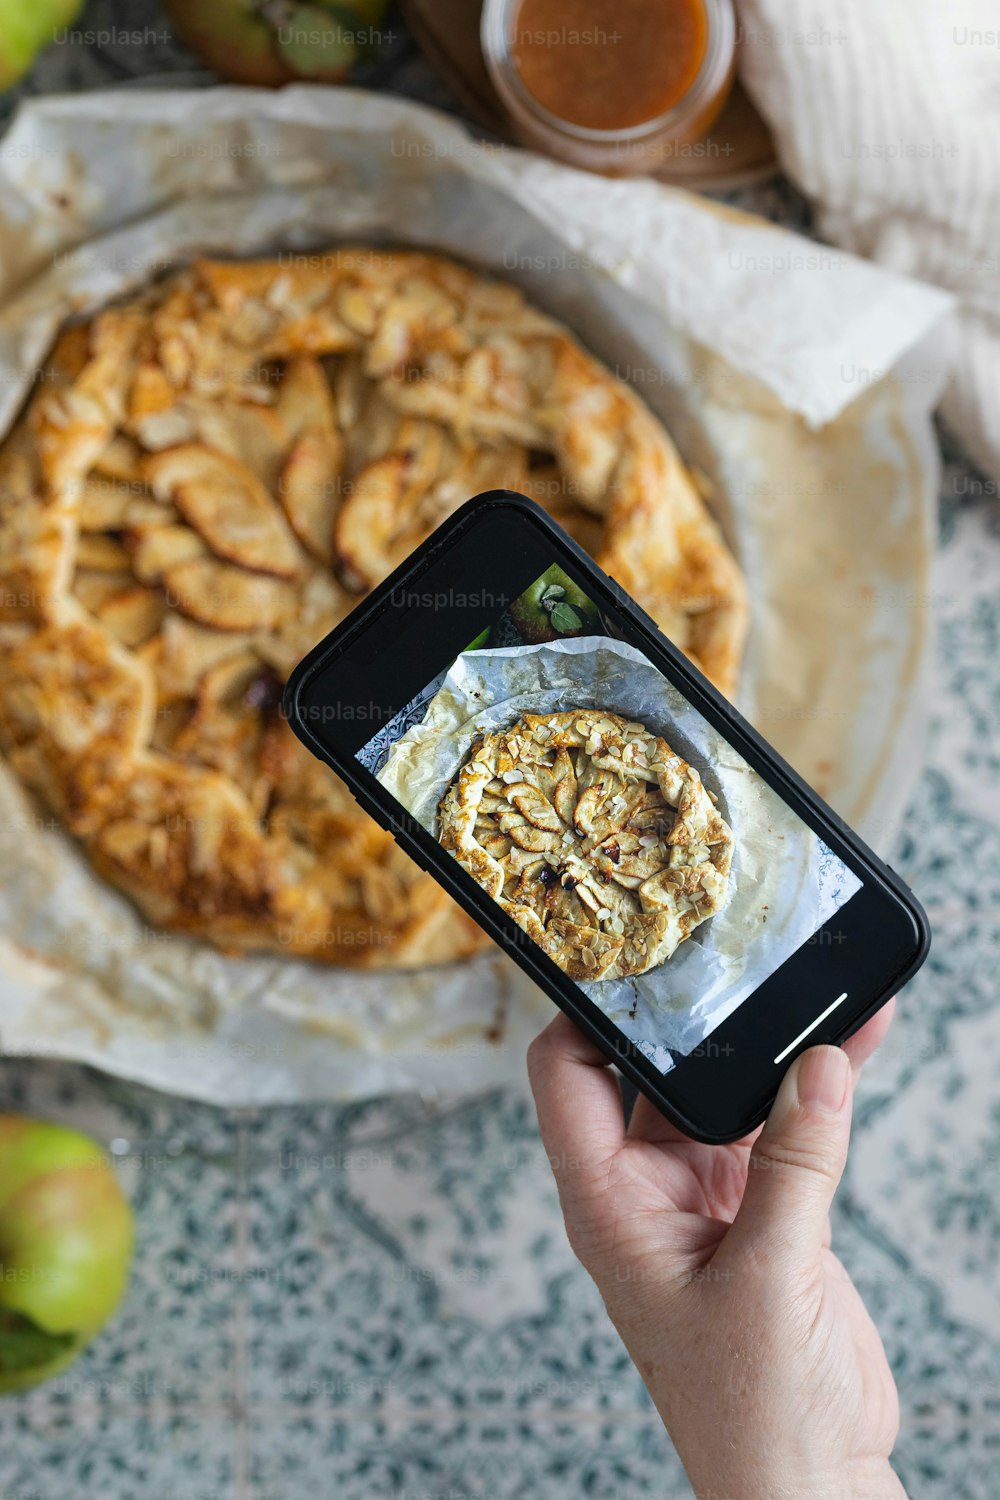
(164, 0, 296, 86)
(0, 1115, 134, 1392)
(510, 564, 600, 643)
(318, 0, 390, 26)
(164, 0, 393, 86)
(273, 3, 359, 79)
(0, 0, 83, 89)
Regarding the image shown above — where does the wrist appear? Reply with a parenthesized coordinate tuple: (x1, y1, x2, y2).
(683, 1457, 908, 1500)
(838, 1458, 910, 1500)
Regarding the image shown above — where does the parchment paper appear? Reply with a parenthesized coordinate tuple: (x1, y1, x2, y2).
(377, 638, 861, 1073)
(0, 88, 949, 1101)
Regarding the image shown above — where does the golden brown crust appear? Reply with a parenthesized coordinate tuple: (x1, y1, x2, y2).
(0, 250, 746, 967)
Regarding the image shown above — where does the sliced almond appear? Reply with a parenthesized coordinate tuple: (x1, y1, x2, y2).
(337, 283, 382, 338)
(144, 444, 303, 578)
(164, 557, 296, 631)
(279, 424, 343, 564)
(133, 406, 198, 451)
(195, 258, 358, 354)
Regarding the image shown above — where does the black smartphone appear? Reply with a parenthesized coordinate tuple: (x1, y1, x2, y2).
(284, 491, 930, 1143)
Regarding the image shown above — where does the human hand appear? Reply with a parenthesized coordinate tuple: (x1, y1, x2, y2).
(528, 1002, 907, 1500)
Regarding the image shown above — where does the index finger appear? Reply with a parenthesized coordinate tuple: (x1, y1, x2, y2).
(527, 1012, 626, 1193)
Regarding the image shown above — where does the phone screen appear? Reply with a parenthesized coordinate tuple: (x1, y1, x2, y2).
(353, 559, 863, 1077)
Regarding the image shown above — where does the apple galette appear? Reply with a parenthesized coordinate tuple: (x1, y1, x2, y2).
(439, 710, 734, 980)
(0, 250, 746, 966)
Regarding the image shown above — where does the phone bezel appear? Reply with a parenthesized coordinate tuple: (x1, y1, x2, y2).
(284, 491, 930, 1143)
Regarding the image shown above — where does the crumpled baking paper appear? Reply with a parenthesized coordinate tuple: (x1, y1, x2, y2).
(0, 87, 948, 1101)
(377, 638, 861, 1073)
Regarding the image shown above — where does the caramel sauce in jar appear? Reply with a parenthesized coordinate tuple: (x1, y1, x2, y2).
(482, 0, 736, 175)
(512, 0, 709, 132)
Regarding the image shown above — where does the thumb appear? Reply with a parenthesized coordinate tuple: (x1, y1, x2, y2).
(727, 1045, 853, 1270)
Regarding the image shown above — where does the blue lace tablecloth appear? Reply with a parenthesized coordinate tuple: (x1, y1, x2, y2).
(0, 4, 997, 1496)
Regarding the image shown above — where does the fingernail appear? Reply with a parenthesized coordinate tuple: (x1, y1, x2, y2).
(795, 1046, 850, 1114)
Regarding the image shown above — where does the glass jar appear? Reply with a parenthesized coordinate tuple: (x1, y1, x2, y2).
(482, 0, 737, 177)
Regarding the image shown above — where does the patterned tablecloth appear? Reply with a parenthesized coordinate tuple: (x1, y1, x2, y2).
(0, 4, 997, 1496)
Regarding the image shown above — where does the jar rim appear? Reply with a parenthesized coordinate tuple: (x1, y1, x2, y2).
(482, 0, 736, 144)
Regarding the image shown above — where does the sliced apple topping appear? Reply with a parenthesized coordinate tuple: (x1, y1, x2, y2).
(146, 615, 258, 700)
(185, 400, 290, 495)
(95, 585, 168, 648)
(74, 569, 131, 614)
(76, 476, 134, 531)
(76, 534, 131, 572)
(279, 424, 344, 564)
(128, 524, 207, 585)
(91, 435, 146, 485)
(275, 357, 339, 442)
(334, 453, 408, 592)
(163, 557, 297, 631)
(144, 444, 303, 578)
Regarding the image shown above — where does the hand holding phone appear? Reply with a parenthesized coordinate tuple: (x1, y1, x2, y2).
(285, 491, 929, 1143)
(527, 1007, 910, 1500)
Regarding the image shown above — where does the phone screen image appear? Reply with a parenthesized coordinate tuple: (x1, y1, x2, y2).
(355, 562, 863, 1076)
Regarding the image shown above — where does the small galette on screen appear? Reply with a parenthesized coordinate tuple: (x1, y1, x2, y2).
(439, 710, 734, 981)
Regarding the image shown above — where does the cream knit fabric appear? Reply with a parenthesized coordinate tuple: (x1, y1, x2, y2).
(737, 0, 1000, 478)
